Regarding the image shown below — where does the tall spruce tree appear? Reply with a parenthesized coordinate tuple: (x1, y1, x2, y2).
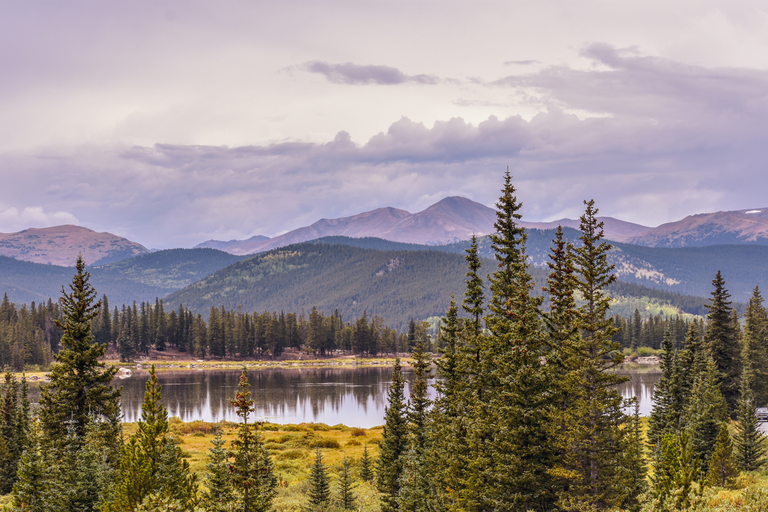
(703, 271, 740, 413)
(559, 199, 632, 510)
(477, 170, 556, 511)
(648, 328, 677, 447)
(0, 370, 30, 494)
(397, 337, 435, 511)
(735, 335, 767, 472)
(377, 357, 407, 512)
(744, 286, 768, 406)
(38, 256, 121, 442)
(685, 356, 728, 473)
(229, 368, 277, 512)
(108, 365, 198, 511)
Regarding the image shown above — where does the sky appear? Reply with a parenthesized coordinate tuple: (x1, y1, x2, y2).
(1, 1, 767, 249)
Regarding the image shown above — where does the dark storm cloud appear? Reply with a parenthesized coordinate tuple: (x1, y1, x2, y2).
(302, 61, 439, 85)
(3, 45, 768, 248)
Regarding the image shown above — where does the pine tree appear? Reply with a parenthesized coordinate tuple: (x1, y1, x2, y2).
(229, 368, 277, 512)
(108, 365, 198, 511)
(377, 358, 407, 512)
(476, 170, 556, 511)
(650, 431, 700, 512)
(744, 286, 768, 406)
(397, 337, 434, 511)
(704, 271, 740, 413)
(685, 356, 728, 473)
(706, 424, 739, 488)
(0, 370, 29, 494)
(359, 444, 374, 483)
(735, 336, 767, 472)
(38, 256, 120, 442)
(307, 447, 332, 511)
(336, 457, 357, 510)
(10, 421, 56, 512)
(622, 399, 647, 511)
(648, 328, 677, 447)
(668, 324, 705, 431)
(204, 425, 235, 511)
(553, 199, 637, 510)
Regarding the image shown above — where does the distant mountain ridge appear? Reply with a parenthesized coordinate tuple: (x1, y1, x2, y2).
(209, 196, 649, 255)
(0, 225, 149, 266)
(194, 235, 270, 251)
(626, 208, 768, 247)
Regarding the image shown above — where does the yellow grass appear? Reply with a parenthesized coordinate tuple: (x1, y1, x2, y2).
(122, 419, 385, 510)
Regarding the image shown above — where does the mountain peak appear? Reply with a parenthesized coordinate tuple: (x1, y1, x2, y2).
(0, 225, 150, 266)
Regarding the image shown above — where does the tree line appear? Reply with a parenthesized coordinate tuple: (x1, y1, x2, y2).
(0, 292, 423, 369)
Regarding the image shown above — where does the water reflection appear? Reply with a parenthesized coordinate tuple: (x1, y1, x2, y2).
(25, 367, 656, 427)
(118, 368, 434, 428)
(617, 369, 661, 416)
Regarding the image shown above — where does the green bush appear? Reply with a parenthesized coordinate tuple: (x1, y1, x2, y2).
(309, 437, 341, 449)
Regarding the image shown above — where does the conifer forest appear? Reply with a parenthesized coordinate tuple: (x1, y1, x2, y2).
(3, 173, 768, 511)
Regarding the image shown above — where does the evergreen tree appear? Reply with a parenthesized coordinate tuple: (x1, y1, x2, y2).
(705, 424, 739, 488)
(622, 399, 647, 512)
(666, 324, 705, 433)
(735, 336, 767, 472)
(648, 328, 677, 447)
(10, 421, 56, 512)
(307, 448, 332, 511)
(744, 286, 768, 406)
(685, 357, 728, 473)
(397, 337, 435, 511)
(558, 199, 632, 510)
(204, 426, 236, 511)
(108, 365, 198, 511)
(359, 444, 374, 483)
(38, 256, 121, 442)
(649, 431, 700, 512)
(0, 370, 29, 494)
(229, 368, 277, 512)
(704, 271, 740, 413)
(336, 457, 357, 511)
(475, 170, 556, 511)
(377, 358, 408, 512)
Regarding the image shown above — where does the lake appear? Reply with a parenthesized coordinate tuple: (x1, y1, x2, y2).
(26, 366, 660, 428)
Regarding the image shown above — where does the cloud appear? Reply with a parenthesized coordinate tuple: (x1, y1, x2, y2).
(0, 206, 79, 233)
(301, 61, 439, 85)
(2, 45, 767, 248)
(503, 60, 541, 66)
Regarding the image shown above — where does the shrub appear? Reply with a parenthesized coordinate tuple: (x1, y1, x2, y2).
(279, 449, 308, 460)
(309, 437, 341, 449)
(350, 428, 367, 437)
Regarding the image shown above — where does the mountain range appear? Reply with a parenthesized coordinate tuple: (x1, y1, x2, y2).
(195, 196, 651, 255)
(3, 198, 768, 268)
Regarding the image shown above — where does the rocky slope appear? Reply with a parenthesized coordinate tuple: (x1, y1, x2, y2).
(0, 225, 150, 266)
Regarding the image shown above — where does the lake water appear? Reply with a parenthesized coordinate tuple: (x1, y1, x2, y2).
(26, 366, 660, 428)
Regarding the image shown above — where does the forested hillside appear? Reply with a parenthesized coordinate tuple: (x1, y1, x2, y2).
(165, 243, 504, 331)
(317, 231, 767, 302)
(0, 249, 246, 306)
